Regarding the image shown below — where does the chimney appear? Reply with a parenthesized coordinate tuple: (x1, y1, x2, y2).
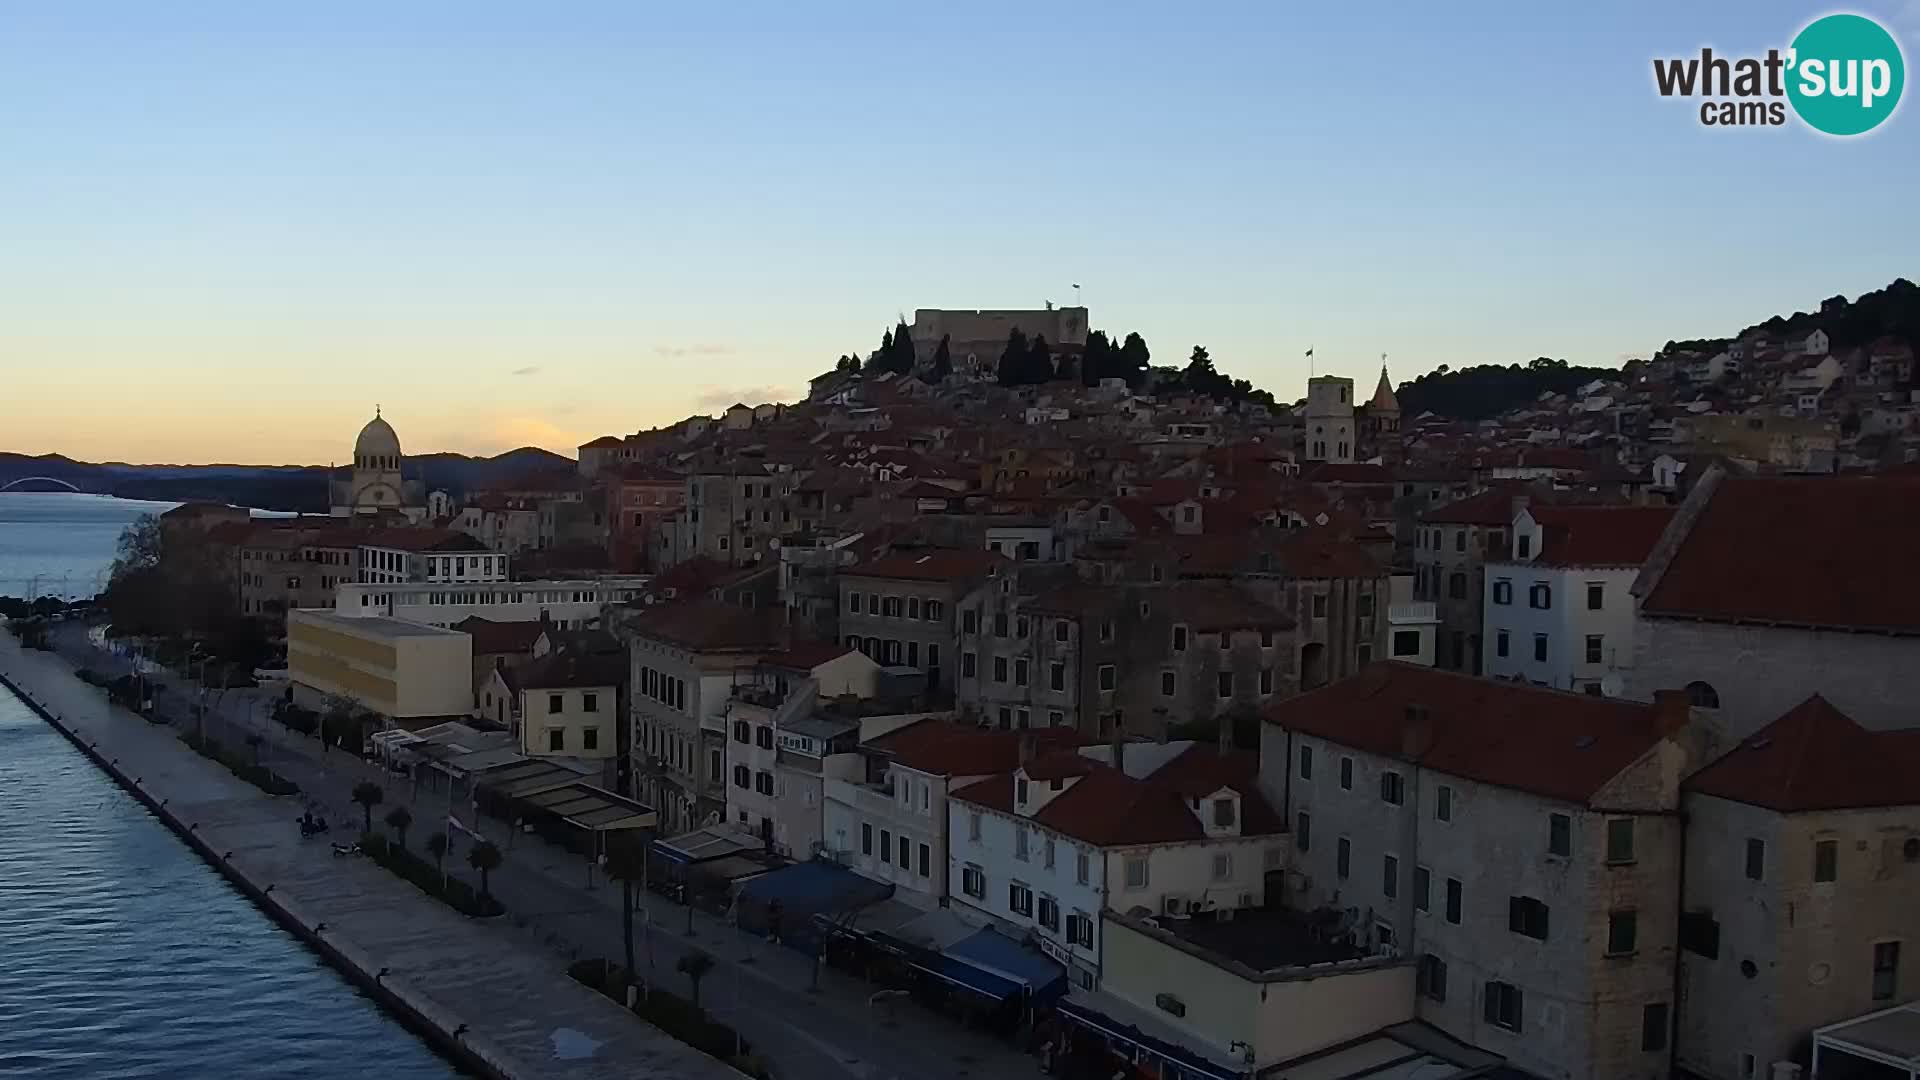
(1400, 704, 1433, 760)
(1651, 689, 1691, 737)
(1110, 724, 1126, 774)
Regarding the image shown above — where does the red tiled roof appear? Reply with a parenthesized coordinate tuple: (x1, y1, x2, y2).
(1686, 695, 1920, 811)
(649, 556, 731, 596)
(1271, 530, 1387, 580)
(870, 723, 1086, 777)
(1525, 506, 1677, 568)
(359, 527, 486, 553)
(1263, 663, 1677, 805)
(846, 549, 1005, 584)
(1420, 487, 1533, 526)
(1639, 475, 1920, 632)
(518, 649, 625, 691)
(580, 435, 625, 449)
(952, 744, 1283, 846)
(1303, 463, 1395, 485)
(626, 598, 783, 652)
(763, 640, 857, 672)
(452, 616, 546, 655)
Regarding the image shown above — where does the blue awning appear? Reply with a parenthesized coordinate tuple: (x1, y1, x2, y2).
(912, 953, 1022, 1001)
(1057, 996, 1244, 1080)
(943, 928, 1067, 1000)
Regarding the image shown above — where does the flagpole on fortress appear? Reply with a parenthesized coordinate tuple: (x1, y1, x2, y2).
(1307, 347, 1315, 379)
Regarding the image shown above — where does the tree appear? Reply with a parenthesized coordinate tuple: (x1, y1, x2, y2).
(1118, 332, 1152, 387)
(384, 804, 413, 850)
(929, 334, 952, 382)
(1082, 330, 1113, 386)
(606, 833, 646, 979)
(351, 781, 384, 836)
(467, 840, 503, 898)
(426, 831, 449, 882)
(676, 949, 716, 1012)
(996, 328, 1031, 386)
(888, 319, 917, 374)
(1026, 335, 1054, 383)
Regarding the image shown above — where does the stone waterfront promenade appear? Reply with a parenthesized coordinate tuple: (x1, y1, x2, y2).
(0, 636, 741, 1080)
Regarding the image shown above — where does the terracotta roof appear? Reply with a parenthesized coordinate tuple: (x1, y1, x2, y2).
(1686, 695, 1920, 811)
(846, 549, 1005, 584)
(952, 744, 1283, 847)
(648, 556, 731, 596)
(1303, 463, 1395, 486)
(1271, 531, 1387, 580)
(359, 527, 486, 553)
(1640, 474, 1920, 632)
(518, 649, 625, 691)
(579, 435, 625, 449)
(1263, 663, 1679, 805)
(1524, 506, 1677, 568)
(625, 599, 783, 652)
(870, 722, 1086, 777)
(451, 616, 545, 655)
(1420, 487, 1534, 526)
(763, 641, 857, 672)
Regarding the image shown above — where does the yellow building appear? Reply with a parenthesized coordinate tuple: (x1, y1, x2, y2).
(288, 608, 472, 722)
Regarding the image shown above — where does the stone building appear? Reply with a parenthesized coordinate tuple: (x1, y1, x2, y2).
(908, 306, 1089, 379)
(1302, 376, 1356, 464)
(837, 548, 1005, 696)
(331, 409, 425, 519)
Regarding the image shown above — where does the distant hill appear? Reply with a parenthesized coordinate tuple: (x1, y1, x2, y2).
(0, 446, 576, 513)
(1660, 277, 1919, 356)
(1396, 358, 1618, 422)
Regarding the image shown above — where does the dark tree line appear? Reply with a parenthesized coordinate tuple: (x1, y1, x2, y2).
(1150, 346, 1279, 409)
(1396, 357, 1616, 421)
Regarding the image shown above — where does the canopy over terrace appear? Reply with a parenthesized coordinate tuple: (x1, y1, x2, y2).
(475, 757, 656, 833)
(1815, 1000, 1920, 1079)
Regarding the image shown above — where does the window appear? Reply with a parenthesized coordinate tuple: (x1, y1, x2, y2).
(961, 864, 985, 899)
(849, 591, 863, 614)
(1392, 630, 1422, 656)
(1414, 866, 1431, 912)
(1587, 582, 1605, 610)
(898, 834, 910, 869)
(1339, 757, 1354, 790)
(1484, 982, 1523, 1031)
(1492, 579, 1513, 605)
(1383, 854, 1399, 898)
(1296, 811, 1311, 851)
(1312, 593, 1328, 618)
(1585, 634, 1603, 664)
(1014, 659, 1029, 686)
(757, 726, 774, 749)
(1381, 771, 1405, 806)
(734, 719, 751, 743)
(1418, 954, 1447, 1002)
(962, 610, 978, 633)
(1446, 878, 1463, 924)
(1815, 839, 1839, 882)
(1050, 663, 1065, 691)
(1038, 895, 1059, 931)
(907, 597, 921, 620)
(1873, 941, 1902, 1001)
(1172, 625, 1188, 651)
(1607, 818, 1636, 864)
(1212, 853, 1233, 881)
(1529, 583, 1552, 609)
(862, 823, 873, 855)
(548, 729, 564, 751)
(880, 829, 891, 859)
(1044, 837, 1055, 869)
(968, 812, 981, 841)
(583, 727, 598, 751)
(1454, 530, 1467, 553)
(1641, 1003, 1669, 1052)
(1015, 827, 1029, 861)
(1075, 851, 1089, 885)
(1509, 896, 1549, 940)
(582, 693, 598, 713)
(1533, 634, 1548, 662)
(926, 599, 943, 620)
(993, 612, 1008, 637)
(1016, 616, 1030, 638)
(548, 693, 564, 713)
(1098, 664, 1116, 691)
(1099, 619, 1115, 643)
(1436, 784, 1453, 822)
(1299, 745, 1313, 780)
(1548, 813, 1571, 856)
(1124, 856, 1149, 889)
(1217, 672, 1233, 699)
(1054, 618, 1070, 642)
(1160, 670, 1176, 696)
(1608, 910, 1638, 955)
(1066, 912, 1094, 947)
(1445, 572, 1466, 600)
(1745, 838, 1765, 881)
(918, 843, 930, 877)
(1336, 837, 1351, 879)
(1496, 630, 1509, 658)
(993, 656, 1008, 682)
(1516, 533, 1532, 558)
(962, 652, 977, 678)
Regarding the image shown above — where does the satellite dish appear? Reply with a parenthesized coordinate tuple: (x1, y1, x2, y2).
(1600, 674, 1624, 698)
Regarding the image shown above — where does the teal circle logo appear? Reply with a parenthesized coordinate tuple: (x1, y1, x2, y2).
(1786, 13, 1905, 136)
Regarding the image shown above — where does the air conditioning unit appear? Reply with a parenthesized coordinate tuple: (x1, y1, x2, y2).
(1162, 895, 1189, 917)
(1237, 892, 1256, 909)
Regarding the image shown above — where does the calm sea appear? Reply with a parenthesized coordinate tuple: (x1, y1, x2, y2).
(0, 492, 180, 600)
(0, 682, 463, 1079)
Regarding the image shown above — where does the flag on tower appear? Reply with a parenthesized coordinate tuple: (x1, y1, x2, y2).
(1305, 348, 1314, 358)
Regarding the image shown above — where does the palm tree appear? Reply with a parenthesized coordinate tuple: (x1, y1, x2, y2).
(384, 805, 413, 850)
(605, 833, 644, 979)
(426, 831, 449, 883)
(676, 949, 715, 1012)
(467, 840, 502, 898)
(351, 781, 384, 836)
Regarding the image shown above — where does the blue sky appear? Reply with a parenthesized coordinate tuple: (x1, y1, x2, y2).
(2, 1, 1915, 461)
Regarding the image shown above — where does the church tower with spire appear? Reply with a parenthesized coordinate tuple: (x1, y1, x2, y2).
(1359, 362, 1403, 462)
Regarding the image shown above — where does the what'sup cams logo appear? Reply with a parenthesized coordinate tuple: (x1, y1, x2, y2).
(1653, 12, 1905, 135)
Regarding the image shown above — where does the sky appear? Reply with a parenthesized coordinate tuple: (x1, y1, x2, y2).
(3, 1, 1917, 463)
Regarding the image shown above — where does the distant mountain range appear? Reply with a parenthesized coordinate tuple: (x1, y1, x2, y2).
(0, 447, 574, 513)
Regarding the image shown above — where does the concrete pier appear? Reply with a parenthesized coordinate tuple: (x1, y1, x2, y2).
(0, 639, 740, 1080)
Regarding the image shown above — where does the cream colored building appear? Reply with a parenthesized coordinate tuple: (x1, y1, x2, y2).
(288, 608, 472, 722)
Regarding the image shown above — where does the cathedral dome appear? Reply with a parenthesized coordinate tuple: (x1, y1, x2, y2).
(355, 411, 402, 459)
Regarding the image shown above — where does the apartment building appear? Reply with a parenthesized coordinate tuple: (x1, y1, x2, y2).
(357, 529, 502, 586)
(620, 599, 784, 834)
(719, 643, 880, 846)
(1416, 489, 1524, 673)
(515, 647, 623, 783)
(948, 739, 1284, 991)
(1676, 695, 1920, 1080)
(1262, 664, 1697, 1080)
(333, 576, 650, 629)
(1482, 505, 1675, 694)
(839, 549, 1004, 694)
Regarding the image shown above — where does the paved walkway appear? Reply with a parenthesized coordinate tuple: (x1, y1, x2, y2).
(46, 623, 1045, 1080)
(2, 632, 741, 1080)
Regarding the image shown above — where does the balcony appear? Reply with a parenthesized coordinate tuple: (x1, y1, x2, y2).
(1388, 601, 1437, 626)
(825, 777, 903, 819)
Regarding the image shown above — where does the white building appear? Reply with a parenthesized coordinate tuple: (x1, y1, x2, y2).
(1302, 375, 1356, 464)
(719, 643, 881, 844)
(287, 608, 472, 722)
(515, 648, 623, 786)
(1385, 572, 1439, 667)
(948, 738, 1284, 991)
(1483, 505, 1675, 695)
(333, 576, 650, 629)
(358, 531, 505, 586)
(1263, 665, 1700, 1080)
